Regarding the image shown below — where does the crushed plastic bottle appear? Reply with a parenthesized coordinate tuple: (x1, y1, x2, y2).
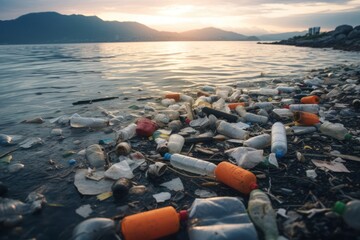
(243, 134, 271, 149)
(248, 189, 279, 240)
(164, 153, 216, 177)
(216, 120, 249, 140)
(187, 197, 258, 240)
(289, 104, 319, 113)
(72, 218, 117, 240)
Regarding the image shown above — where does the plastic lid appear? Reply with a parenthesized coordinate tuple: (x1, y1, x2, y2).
(178, 210, 188, 221)
(163, 153, 172, 161)
(275, 149, 285, 158)
(249, 182, 258, 191)
(333, 201, 346, 215)
(344, 133, 352, 141)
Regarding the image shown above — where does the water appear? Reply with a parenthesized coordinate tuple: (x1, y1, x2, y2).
(0, 41, 359, 239)
(0, 41, 359, 130)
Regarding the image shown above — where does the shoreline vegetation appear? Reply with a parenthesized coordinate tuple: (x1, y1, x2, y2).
(264, 25, 360, 52)
(0, 63, 359, 239)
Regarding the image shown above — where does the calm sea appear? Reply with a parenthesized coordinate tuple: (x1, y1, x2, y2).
(0, 41, 359, 131)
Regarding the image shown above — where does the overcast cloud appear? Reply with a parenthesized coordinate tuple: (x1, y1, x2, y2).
(0, 0, 359, 34)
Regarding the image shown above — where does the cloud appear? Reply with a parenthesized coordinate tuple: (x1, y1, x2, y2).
(0, 0, 359, 33)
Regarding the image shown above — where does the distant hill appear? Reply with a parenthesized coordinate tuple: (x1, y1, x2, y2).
(0, 12, 259, 44)
(258, 31, 308, 41)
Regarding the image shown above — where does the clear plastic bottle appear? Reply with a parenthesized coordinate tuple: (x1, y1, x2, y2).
(167, 134, 185, 153)
(187, 197, 258, 240)
(243, 134, 271, 149)
(163, 153, 216, 177)
(271, 122, 287, 158)
(333, 200, 360, 230)
(216, 120, 249, 140)
(319, 121, 352, 140)
(248, 189, 279, 240)
(116, 123, 137, 142)
(70, 116, 109, 128)
(254, 102, 274, 111)
(249, 88, 279, 96)
(289, 104, 319, 113)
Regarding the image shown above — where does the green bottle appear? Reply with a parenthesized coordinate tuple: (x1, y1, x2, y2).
(248, 189, 279, 240)
(333, 200, 360, 230)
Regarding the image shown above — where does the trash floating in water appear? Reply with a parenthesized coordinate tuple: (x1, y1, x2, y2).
(160, 177, 184, 191)
(76, 204, 93, 218)
(153, 192, 171, 203)
(74, 169, 113, 195)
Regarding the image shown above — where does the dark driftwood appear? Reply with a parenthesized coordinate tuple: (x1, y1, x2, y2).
(72, 96, 119, 105)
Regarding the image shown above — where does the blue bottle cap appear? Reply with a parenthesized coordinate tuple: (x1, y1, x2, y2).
(163, 153, 172, 161)
(275, 150, 285, 158)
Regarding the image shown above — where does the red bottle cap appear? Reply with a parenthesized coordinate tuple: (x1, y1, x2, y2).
(178, 210, 188, 221)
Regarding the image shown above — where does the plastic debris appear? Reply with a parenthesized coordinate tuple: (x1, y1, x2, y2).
(153, 192, 171, 203)
(76, 204, 93, 218)
(160, 178, 184, 191)
(74, 169, 113, 195)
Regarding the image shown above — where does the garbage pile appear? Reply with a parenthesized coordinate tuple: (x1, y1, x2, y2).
(1, 64, 360, 239)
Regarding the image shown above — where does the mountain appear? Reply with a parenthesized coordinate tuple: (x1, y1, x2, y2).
(179, 27, 257, 41)
(258, 31, 308, 41)
(0, 12, 259, 44)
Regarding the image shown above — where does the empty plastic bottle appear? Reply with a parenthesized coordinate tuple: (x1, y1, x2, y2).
(254, 102, 274, 111)
(300, 95, 320, 104)
(243, 134, 271, 149)
(248, 189, 279, 240)
(294, 111, 320, 126)
(276, 86, 299, 93)
(332, 200, 360, 230)
(187, 197, 258, 240)
(121, 206, 187, 240)
(271, 122, 287, 158)
(215, 162, 258, 194)
(249, 88, 279, 96)
(70, 116, 109, 128)
(116, 123, 137, 142)
(164, 153, 216, 177)
(319, 121, 352, 140)
(216, 120, 249, 140)
(167, 134, 185, 153)
(289, 104, 319, 113)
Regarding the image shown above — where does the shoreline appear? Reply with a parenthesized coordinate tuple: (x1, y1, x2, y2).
(1, 63, 360, 239)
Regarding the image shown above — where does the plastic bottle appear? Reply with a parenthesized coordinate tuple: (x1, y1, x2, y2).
(238, 106, 268, 124)
(291, 126, 317, 135)
(271, 122, 287, 158)
(276, 86, 299, 93)
(294, 111, 320, 126)
(167, 134, 185, 153)
(248, 189, 279, 240)
(272, 108, 294, 119)
(121, 206, 186, 240)
(215, 162, 258, 194)
(249, 88, 279, 96)
(243, 134, 271, 149)
(216, 120, 249, 140)
(300, 95, 320, 104)
(164, 92, 181, 101)
(319, 121, 352, 140)
(187, 197, 258, 240)
(202, 107, 238, 122)
(135, 118, 158, 137)
(70, 116, 109, 128)
(332, 200, 360, 230)
(164, 153, 216, 177)
(289, 104, 319, 113)
(161, 98, 176, 107)
(254, 102, 274, 111)
(228, 102, 246, 110)
(180, 94, 194, 104)
(216, 86, 233, 99)
(116, 123, 137, 142)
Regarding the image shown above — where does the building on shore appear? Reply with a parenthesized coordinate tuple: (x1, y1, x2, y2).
(308, 27, 321, 36)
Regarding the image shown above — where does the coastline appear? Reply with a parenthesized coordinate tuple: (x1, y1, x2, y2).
(0, 63, 359, 239)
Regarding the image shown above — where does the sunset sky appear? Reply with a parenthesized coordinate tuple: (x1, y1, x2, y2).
(1, 0, 360, 35)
